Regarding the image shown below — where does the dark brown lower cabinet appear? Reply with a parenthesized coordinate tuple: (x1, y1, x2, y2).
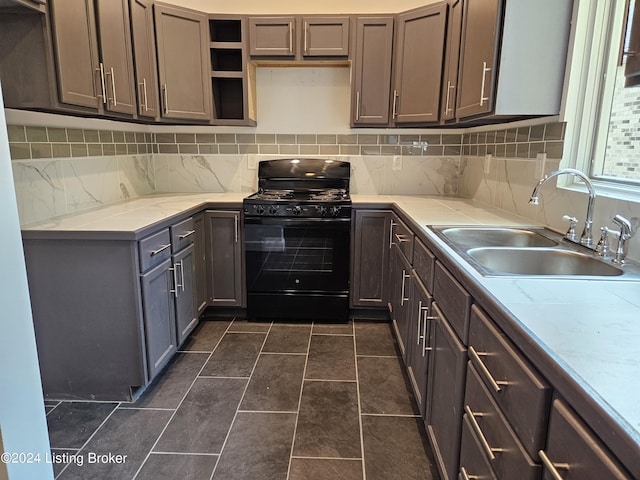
(205, 210, 245, 307)
(426, 301, 468, 480)
(539, 399, 632, 480)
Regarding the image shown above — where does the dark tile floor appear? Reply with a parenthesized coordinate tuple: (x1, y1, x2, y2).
(45, 318, 440, 480)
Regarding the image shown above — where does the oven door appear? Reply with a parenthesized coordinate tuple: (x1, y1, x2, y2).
(244, 216, 350, 319)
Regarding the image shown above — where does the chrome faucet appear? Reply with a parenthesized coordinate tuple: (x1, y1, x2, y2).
(529, 168, 596, 247)
(612, 214, 632, 264)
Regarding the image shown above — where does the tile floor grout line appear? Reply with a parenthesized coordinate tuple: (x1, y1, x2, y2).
(130, 318, 237, 480)
(353, 320, 368, 480)
(236, 409, 299, 414)
(116, 407, 176, 411)
(45, 402, 61, 416)
(53, 402, 122, 480)
(50, 447, 80, 451)
(302, 378, 358, 383)
(356, 354, 399, 358)
(290, 455, 363, 461)
(149, 451, 220, 456)
(260, 351, 307, 356)
(197, 375, 252, 380)
(208, 321, 274, 480)
(285, 320, 314, 480)
(361, 413, 422, 418)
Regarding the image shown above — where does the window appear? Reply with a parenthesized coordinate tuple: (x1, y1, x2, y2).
(565, 0, 640, 194)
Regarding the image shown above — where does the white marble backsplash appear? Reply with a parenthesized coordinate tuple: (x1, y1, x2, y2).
(459, 155, 640, 262)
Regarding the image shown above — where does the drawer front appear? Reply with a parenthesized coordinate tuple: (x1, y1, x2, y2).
(459, 414, 498, 480)
(540, 399, 632, 480)
(139, 228, 171, 273)
(391, 215, 414, 263)
(468, 305, 551, 458)
(170, 216, 195, 252)
(464, 363, 541, 480)
(413, 237, 435, 292)
(433, 261, 471, 344)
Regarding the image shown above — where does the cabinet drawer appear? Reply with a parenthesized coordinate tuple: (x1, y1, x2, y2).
(391, 215, 414, 263)
(468, 305, 551, 458)
(459, 414, 498, 480)
(433, 261, 471, 344)
(539, 399, 632, 480)
(139, 228, 171, 272)
(413, 237, 435, 292)
(464, 363, 541, 480)
(170, 216, 195, 252)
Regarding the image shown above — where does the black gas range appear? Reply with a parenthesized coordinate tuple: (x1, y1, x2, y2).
(243, 158, 352, 321)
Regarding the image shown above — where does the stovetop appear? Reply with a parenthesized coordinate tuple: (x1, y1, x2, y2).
(244, 188, 351, 218)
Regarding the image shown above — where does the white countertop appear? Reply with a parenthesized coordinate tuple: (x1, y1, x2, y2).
(21, 193, 640, 466)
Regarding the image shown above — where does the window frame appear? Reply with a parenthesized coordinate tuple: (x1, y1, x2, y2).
(562, 0, 640, 201)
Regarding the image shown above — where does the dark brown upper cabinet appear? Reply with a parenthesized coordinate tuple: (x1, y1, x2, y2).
(456, 0, 573, 122)
(301, 16, 349, 57)
(440, 0, 463, 123)
(48, 0, 136, 115)
(249, 16, 296, 57)
(391, 3, 447, 125)
(350, 16, 394, 126)
(154, 3, 212, 121)
(129, 0, 159, 119)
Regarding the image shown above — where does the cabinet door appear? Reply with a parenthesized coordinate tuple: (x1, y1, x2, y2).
(140, 258, 177, 379)
(249, 16, 296, 57)
(95, 0, 136, 115)
(174, 244, 198, 346)
(426, 301, 468, 480)
(539, 400, 632, 480)
(390, 243, 412, 361)
(154, 3, 212, 121)
(193, 212, 207, 313)
(130, 0, 159, 119)
(392, 3, 447, 124)
(441, 0, 463, 121)
(351, 210, 392, 307)
(301, 16, 349, 57)
(351, 16, 394, 126)
(406, 275, 433, 417)
(456, 0, 502, 120)
(49, 0, 101, 109)
(205, 210, 244, 307)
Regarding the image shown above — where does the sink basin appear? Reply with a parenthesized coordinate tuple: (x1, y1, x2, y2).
(467, 247, 624, 277)
(437, 227, 558, 248)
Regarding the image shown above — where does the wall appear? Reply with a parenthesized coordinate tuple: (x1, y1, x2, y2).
(0, 87, 54, 480)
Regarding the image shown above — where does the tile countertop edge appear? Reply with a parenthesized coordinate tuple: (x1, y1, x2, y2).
(389, 201, 640, 478)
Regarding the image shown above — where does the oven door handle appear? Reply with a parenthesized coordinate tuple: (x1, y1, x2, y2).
(244, 216, 351, 226)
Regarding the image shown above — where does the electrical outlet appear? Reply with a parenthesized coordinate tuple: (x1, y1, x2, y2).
(392, 155, 402, 171)
(535, 152, 547, 178)
(248, 155, 258, 170)
(483, 154, 492, 174)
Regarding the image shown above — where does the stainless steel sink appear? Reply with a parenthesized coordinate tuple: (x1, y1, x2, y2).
(437, 227, 558, 248)
(467, 247, 624, 277)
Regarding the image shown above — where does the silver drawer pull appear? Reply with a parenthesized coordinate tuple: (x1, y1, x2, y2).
(465, 405, 504, 461)
(169, 265, 178, 297)
(150, 243, 171, 256)
(469, 345, 508, 393)
(389, 219, 397, 247)
(394, 233, 410, 243)
(400, 270, 411, 306)
(178, 229, 196, 240)
(538, 449, 570, 480)
(459, 466, 480, 480)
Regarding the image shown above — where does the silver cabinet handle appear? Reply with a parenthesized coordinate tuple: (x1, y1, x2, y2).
(389, 220, 397, 247)
(169, 265, 178, 297)
(400, 270, 410, 306)
(304, 21, 308, 53)
(394, 233, 410, 243)
(109, 67, 117, 106)
(464, 405, 504, 461)
(162, 84, 169, 115)
(538, 450, 570, 480)
(480, 61, 492, 106)
(469, 345, 508, 393)
(234, 214, 239, 243)
(179, 260, 185, 292)
(138, 79, 148, 112)
(392, 89, 399, 119)
(96, 63, 107, 104)
(417, 300, 424, 345)
(178, 230, 196, 240)
(150, 244, 171, 256)
(459, 466, 479, 480)
(421, 304, 432, 356)
(445, 81, 455, 115)
(289, 21, 293, 54)
(355, 91, 360, 121)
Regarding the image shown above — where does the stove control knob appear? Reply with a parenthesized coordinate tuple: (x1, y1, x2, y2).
(269, 205, 279, 215)
(316, 205, 328, 217)
(292, 205, 302, 215)
(330, 206, 342, 217)
(256, 205, 265, 215)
